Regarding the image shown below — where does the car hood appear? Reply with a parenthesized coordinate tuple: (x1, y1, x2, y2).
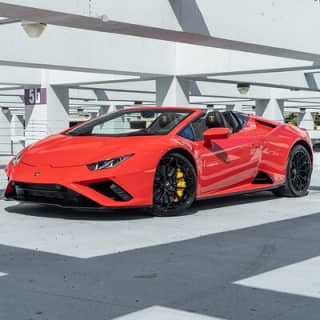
(21, 134, 165, 167)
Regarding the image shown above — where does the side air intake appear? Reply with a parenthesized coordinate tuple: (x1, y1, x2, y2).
(252, 171, 274, 185)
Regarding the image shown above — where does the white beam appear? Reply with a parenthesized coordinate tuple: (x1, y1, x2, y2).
(70, 88, 154, 103)
(70, 101, 146, 106)
(0, 66, 40, 85)
(0, 96, 23, 103)
(71, 87, 155, 95)
(0, 0, 320, 60)
(0, 86, 23, 91)
(176, 44, 314, 76)
(189, 80, 274, 99)
(81, 80, 156, 91)
(209, 70, 320, 91)
(0, 23, 175, 76)
(48, 70, 140, 86)
(190, 97, 252, 104)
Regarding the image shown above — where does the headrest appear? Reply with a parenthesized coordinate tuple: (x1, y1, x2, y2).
(206, 111, 225, 128)
(159, 113, 175, 128)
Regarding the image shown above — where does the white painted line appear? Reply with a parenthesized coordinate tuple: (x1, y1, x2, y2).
(234, 256, 320, 299)
(0, 272, 7, 277)
(112, 306, 223, 320)
(0, 192, 320, 258)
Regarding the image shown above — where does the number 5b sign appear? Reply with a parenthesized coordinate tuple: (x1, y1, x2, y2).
(24, 88, 47, 105)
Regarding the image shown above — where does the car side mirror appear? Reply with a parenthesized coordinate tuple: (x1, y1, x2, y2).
(203, 128, 231, 146)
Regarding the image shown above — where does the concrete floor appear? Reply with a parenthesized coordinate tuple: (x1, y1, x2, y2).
(0, 156, 319, 320)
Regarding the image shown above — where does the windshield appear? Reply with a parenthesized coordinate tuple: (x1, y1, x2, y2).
(65, 109, 193, 137)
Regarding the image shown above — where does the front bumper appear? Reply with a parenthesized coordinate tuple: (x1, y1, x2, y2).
(9, 182, 101, 208)
(5, 161, 155, 208)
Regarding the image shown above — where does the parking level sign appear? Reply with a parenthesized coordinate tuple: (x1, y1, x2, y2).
(24, 88, 47, 105)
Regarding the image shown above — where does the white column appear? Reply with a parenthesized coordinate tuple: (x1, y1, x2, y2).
(156, 77, 189, 106)
(25, 104, 47, 146)
(298, 109, 314, 130)
(0, 109, 12, 154)
(46, 86, 69, 135)
(10, 114, 24, 154)
(255, 99, 284, 122)
(109, 104, 117, 113)
(95, 89, 112, 116)
(25, 71, 69, 146)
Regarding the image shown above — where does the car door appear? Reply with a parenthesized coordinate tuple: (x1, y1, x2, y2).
(193, 114, 262, 196)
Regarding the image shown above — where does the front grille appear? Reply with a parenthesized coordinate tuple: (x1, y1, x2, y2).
(88, 181, 133, 202)
(11, 182, 101, 207)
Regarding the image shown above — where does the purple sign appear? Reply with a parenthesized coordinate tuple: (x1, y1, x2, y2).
(24, 88, 47, 105)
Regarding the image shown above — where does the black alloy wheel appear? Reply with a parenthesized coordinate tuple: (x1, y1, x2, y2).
(151, 152, 197, 216)
(273, 144, 312, 197)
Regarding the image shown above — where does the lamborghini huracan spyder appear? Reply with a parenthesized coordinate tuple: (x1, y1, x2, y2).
(5, 107, 313, 216)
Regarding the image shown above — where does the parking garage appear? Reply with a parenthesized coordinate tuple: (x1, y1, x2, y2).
(0, 1, 319, 319)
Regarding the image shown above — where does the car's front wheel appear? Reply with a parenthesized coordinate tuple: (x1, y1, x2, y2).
(150, 152, 197, 217)
(273, 144, 312, 197)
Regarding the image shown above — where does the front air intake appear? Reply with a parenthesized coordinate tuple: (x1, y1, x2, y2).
(11, 182, 101, 207)
(88, 181, 133, 202)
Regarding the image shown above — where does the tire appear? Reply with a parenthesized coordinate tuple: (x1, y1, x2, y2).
(150, 152, 197, 217)
(273, 144, 312, 197)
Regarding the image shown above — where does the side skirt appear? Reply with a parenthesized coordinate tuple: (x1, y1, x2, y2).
(196, 184, 284, 202)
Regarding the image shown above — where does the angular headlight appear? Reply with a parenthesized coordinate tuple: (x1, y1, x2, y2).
(87, 154, 134, 171)
(12, 150, 23, 166)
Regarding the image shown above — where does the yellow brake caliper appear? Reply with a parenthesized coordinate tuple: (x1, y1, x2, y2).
(174, 168, 187, 202)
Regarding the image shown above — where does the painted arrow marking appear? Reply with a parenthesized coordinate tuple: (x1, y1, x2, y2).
(112, 306, 224, 320)
(235, 256, 320, 299)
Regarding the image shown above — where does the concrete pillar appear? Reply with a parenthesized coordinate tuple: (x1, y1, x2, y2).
(98, 104, 117, 116)
(25, 104, 47, 146)
(99, 106, 108, 116)
(0, 108, 12, 155)
(25, 71, 69, 146)
(94, 89, 108, 101)
(10, 114, 25, 154)
(46, 86, 69, 135)
(156, 76, 189, 106)
(255, 99, 284, 122)
(226, 103, 242, 112)
(298, 109, 314, 130)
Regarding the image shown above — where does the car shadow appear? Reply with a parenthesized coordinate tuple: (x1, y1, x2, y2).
(3, 191, 281, 221)
(188, 191, 280, 215)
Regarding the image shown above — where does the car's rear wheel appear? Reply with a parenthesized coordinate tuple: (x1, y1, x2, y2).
(273, 144, 312, 197)
(150, 152, 197, 217)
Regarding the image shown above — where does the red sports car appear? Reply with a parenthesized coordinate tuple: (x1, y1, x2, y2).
(5, 107, 313, 216)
